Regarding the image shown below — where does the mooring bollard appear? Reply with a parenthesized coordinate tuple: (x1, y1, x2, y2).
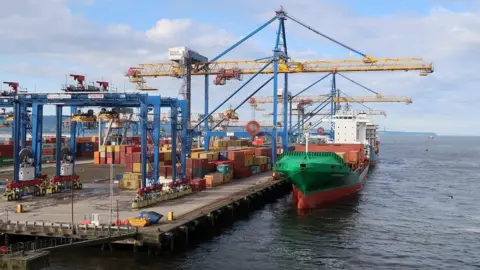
(168, 211, 174, 221)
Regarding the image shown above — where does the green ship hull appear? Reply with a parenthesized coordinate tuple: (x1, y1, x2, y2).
(274, 151, 368, 209)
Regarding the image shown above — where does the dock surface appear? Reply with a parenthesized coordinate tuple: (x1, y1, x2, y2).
(0, 172, 275, 225)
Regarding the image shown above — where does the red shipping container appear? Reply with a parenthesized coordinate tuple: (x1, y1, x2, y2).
(107, 152, 114, 159)
(125, 162, 133, 172)
(0, 144, 14, 157)
(255, 147, 271, 157)
(186, 168, 192, 179)
(133, 152, 141, 163)
(215, 160, 232, 167)
(190, 178, 206, 192)
(234, 167, 252, 179)
(228, 151, 244, 160)
(260, 164, 267, 172)
(127, 146, 141, 154)
(106, 157, 113, 164)
(160, 166, 172, 177)
(125, 153, 133, 164)
(120, 145, 127, 153)
(186, 158, 208, 170)
(207, 162, 216, 172)
(164, 160, 173, 166)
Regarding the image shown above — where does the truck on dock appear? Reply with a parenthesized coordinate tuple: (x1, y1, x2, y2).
(2, 147, 83, 201)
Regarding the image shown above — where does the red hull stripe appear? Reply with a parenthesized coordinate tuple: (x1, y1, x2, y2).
(293, 166, 369, 210)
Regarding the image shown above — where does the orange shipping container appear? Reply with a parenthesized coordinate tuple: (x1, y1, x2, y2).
(205, 173, 223, 188)
(347, 150, 359, 163)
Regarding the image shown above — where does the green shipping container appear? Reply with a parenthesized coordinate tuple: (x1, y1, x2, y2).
(217, 164, 230, 174)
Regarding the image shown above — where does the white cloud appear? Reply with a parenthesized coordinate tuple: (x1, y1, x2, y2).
(0, 0, 478, 135)
(146, 19, 193, 42)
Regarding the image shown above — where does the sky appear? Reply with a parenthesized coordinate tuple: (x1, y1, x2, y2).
(0, 0, 479, 136)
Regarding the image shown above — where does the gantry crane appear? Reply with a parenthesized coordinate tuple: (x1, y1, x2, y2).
(250, 103, 265, 120)
(61, 74, 110, 92)
(126, 7, 434, 163)
(250, 94, 412, 105)
(127, 58, 433, 90)
(264, 109, 387, 117)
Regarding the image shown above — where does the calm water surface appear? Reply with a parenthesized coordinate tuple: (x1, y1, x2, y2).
(48, 136, 480, 269)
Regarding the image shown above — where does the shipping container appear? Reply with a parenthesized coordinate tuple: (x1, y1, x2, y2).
(205, 173, 223, 188)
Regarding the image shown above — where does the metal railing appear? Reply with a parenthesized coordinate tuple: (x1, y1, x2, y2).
(0, 227, 138, 255)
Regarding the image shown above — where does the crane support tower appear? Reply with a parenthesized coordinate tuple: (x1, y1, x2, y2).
(2, 91, 189, 201)
(169, 47, 208, 128)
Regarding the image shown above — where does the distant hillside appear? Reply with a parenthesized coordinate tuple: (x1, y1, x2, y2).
(378, 131, 437, 137)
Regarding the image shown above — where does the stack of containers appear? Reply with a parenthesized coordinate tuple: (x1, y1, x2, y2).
(42, 143, 55, 163)
(228, 150, 251, 178)
(121, 146, 149, 190)
(76, 140, 94, 158)
(106, 145, 114, 164)
(186, 158, 209, 180)
(216, 162, 233, 183)
(159, 150, 175, 179)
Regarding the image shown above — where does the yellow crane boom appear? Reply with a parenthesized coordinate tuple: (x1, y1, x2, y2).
(264, 109, 387, 116)
(126, 58, 433, 89)
(249, 94, 413, 104)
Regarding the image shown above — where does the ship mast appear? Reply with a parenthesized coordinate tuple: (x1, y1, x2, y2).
(304, 122, 312, 156)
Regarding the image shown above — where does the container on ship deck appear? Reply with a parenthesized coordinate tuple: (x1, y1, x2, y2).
(295, 144, 364, 160)
(335, 152, 346, 161)
(347, 150, 360, 163)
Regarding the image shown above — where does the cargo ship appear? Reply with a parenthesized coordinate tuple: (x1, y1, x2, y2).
(274, 111, 378, 210)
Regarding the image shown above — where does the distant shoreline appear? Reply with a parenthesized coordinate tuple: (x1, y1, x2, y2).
(379, 131, 437, 137)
